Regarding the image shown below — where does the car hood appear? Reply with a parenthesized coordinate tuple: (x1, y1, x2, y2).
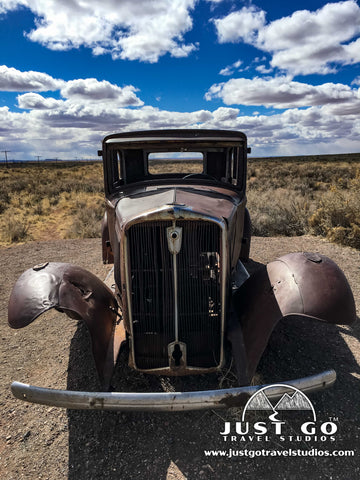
(114, 184, 244, 229)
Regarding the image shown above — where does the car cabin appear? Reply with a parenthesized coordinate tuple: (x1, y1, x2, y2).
(99, 129, 250, 199)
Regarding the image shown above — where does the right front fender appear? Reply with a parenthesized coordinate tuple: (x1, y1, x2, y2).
(233, 252, 357, 380)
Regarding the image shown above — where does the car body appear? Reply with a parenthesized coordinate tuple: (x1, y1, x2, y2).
(8, 129, 357, 410)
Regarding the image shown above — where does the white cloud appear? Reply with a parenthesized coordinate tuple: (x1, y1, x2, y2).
(0, 0, 197, 62)
(213, 1, 360, 76)
(4, 91, 360, 156)
(0, 0, 20, 14)
(0, 65, 359, 158)
(1, 97, 360, 158)
(212, 106, 240, 122)
(60, 79, 143, 106)
(0, 65, 64, 91)
(219, 60, 243, 76)
(255, 65, 272, 74)
(17, 92, 63, 109)
(214, 6, 266, 44)
(205, 76, 360, 109)
(0, 64, 144, 109)
(219, 66, 233, 76)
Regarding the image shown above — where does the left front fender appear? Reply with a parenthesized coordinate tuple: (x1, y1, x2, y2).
(8, 262, 121, 389)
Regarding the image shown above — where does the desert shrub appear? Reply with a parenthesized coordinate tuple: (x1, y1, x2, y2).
(0, 209, 29, 242)
(0, 162, 104, 244)
(308, 174, 360, 249)
(247, 189, 312, 236)
(64, 194, 104, 239)
(0, 190, 11, 214)
(247, 159, 360, 248)
(1, 158, 359, 248)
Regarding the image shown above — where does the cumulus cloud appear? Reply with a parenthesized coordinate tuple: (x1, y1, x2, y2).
(214, 6, 266, 44)
(17, 92, 63, 109)
(60, 79, 143, 106)
(0, 64, 144, 108)
(1, 96, 360, 158)
(205, 76, 360, 109)
(0, 65, 64, 91)
(0, 65, 359, 158)
(213, 1, 360, 75)
(0, 0, 20, 15)
(0, 0, 197, 62)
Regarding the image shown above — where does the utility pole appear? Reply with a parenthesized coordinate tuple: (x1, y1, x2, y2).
(35, 155, 41, 163)
(1, 150, 11, 168)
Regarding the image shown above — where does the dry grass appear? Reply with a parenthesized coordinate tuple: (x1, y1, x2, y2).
(0, 162, 104, 244)
(308, 173, 360, 249)
(247, 155, 360, 249)
(1, 155, 360, 249)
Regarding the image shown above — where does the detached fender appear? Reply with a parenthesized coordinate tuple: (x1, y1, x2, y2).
(8, 262, 121, 389)
(233, 252, 356, 379)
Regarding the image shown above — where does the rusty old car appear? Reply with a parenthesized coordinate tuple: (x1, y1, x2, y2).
(8, 129, 357, 410)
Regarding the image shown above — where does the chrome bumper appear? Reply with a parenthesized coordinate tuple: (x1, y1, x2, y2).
(11, 369, 336, 411)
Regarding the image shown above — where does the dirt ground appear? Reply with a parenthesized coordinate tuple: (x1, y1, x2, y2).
(0, 236, 359, 480)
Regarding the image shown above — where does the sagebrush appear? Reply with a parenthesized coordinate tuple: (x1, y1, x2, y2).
(0, 155, 359, 249)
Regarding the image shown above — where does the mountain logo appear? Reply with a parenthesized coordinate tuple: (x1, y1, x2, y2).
(241, 384, 316, 422)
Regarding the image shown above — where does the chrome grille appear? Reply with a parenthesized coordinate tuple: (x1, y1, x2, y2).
(128, 220, 222, 370)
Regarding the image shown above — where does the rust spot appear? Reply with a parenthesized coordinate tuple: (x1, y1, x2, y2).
(219, 392, 251, 408)
(89, 397, 105, 408)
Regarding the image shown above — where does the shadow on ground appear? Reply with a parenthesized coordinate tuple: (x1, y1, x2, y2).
(67, 259, 360, 480)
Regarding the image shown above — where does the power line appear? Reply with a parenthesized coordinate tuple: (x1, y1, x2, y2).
(1, 150, 11, 168)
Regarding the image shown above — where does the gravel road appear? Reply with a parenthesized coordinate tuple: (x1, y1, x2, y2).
(0, 236, 359, 480)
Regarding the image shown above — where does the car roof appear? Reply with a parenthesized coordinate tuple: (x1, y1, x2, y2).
(103, 129, 246, 146)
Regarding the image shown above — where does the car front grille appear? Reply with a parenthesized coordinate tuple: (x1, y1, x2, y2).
(128, 219, 223, 370)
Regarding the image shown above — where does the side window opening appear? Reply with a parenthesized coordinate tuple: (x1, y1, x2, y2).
(228, 147, 239, 186)
(110, 149, 124, 188)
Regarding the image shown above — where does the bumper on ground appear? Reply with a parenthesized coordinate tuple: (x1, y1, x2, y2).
(11, 369, 336, 411)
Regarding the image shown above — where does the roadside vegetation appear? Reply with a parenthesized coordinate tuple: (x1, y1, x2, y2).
(247, 153, 360, 249)
(0, 162, 104, 244)
(0, 153, 359, 249)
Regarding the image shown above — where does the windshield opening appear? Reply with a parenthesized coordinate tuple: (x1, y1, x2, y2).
(148, 151, 203, 175)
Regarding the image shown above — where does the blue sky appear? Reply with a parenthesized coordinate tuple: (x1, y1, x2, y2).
(0, 0, 359, 159)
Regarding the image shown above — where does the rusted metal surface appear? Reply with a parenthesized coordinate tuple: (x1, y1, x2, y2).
(123, 217, 228, 375)
(233, 252, 357, 379)
(102, 131, 250, 375)
(114, 188, 243, 342)
(8, 262, 119, 389)
(101, 211, 114, 264)
(114, 186, 242, 227)
(103, 129, 247, 147)
(8, 129, 358, 411)
(10, 369, 336, 411)
(268, 252, 356, 324)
